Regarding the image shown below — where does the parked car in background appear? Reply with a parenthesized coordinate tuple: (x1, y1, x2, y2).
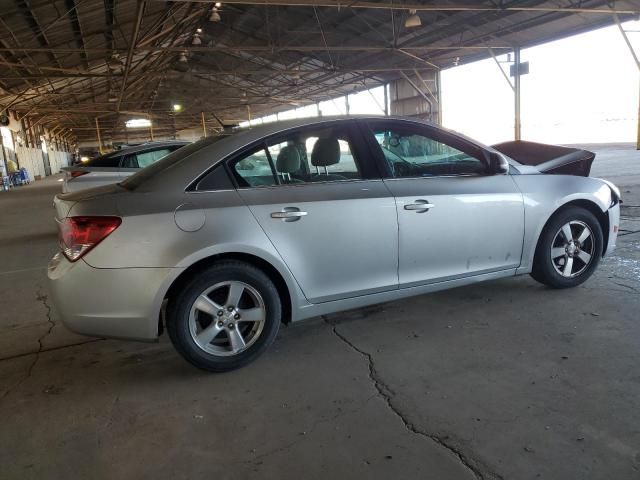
(61, 141, 189, 193)
(48, 116, 621, 372)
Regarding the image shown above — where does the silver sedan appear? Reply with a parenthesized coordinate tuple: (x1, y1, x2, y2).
(48, 117, 621, 371)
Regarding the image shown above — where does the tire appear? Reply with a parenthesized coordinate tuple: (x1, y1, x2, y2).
(530, 206, 603, 289)
(166, 260, 281, 372)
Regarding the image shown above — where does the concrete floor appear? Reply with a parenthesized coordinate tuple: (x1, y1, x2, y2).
(1, 144, 639, 480)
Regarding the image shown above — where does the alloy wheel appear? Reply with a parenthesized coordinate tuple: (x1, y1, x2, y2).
(188, 281, 266, 356)
(550, 220, 595, 278)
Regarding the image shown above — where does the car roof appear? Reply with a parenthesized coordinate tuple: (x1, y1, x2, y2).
(113, 140, 190, 154)
(126, 115, 494, 193)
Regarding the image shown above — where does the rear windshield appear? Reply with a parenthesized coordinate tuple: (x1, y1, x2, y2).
(86, 151, 122, 167)
(119, 134, 236, 190)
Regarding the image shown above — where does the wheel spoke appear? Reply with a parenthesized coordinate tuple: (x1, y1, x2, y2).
(228, 328, 246, 353)
(577, 226, 591, 243)
(562, 256, 574, 277)
(561, 224, 573, 244)
(577, 250, 592, 264)
(194, 295, 222, 317)
(226, 283, 244, 308)
(551, 247, 566, 259)
(237, 307, 264, 322)
(197, 323, 223, 345)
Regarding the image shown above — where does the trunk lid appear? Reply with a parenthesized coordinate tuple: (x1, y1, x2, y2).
(492, 140, 595, 176)
(54, 183, 125, 220)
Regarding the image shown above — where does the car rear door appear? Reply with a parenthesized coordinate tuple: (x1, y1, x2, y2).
(232, 120, 398, 304)
(363, 119, 524, 288)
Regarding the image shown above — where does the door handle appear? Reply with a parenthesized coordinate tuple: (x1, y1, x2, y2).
(271, 208, 308, 222)
(404, 200, 435, 211)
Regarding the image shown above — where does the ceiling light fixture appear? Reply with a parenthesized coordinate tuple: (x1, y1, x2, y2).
(125, 118, 152, 129)
(209, 7, 221, 22)
(192, 33, 202, 45)
(178, 52, 188, 63)
(173, 104, 183, 112)
(405, 10, 421, 28)
(215, 2, 222, 7)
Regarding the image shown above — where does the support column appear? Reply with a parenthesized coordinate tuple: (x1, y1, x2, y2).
(383, 83, 389, 116)
(613, 13, 640, 149)
(514, 47, 522, 141)
(436, 70, 443, 125)
(201, 111, 207, 138)
(148, 114, 154, 141)
(95, 118, 103, 154)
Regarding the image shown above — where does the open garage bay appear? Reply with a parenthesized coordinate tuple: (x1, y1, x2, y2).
(1, 144, 638, 479)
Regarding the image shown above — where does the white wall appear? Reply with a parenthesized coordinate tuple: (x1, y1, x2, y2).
(15, 146, 45, 179)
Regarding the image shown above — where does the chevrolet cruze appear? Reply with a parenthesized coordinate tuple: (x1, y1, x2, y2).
(48, 117, 621, 371)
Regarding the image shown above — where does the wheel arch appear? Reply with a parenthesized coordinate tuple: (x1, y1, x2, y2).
(537, 199, 609, 258)
(161, 252, 294, 335)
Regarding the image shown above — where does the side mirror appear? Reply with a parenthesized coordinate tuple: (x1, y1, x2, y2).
(490, 152, 510, 174)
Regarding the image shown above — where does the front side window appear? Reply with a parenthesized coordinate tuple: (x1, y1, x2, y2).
(370, 124, 488, 177)
(135, 148, 174, 168)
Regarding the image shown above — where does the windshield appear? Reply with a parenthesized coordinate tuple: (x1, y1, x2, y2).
(119, 134, 235, 190)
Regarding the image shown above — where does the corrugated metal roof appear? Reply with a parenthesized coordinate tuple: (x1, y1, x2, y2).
(0, 0, 637, 142)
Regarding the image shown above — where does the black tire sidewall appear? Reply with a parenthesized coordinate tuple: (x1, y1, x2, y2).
(167, 261, 281, 372)
(532, 206, 603, 289)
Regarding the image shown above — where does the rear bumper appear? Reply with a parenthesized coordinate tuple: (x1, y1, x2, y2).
(47, 253, 180, 341)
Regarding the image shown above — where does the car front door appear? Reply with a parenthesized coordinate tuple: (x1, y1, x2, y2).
(232, 121, 398, 303)
(363, 119, 524, 288)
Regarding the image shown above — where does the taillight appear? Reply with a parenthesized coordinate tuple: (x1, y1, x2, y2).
(58, 216, 121, 262)
(70, 170, 88, 178)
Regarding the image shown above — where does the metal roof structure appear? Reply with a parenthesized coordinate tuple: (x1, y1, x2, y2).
(0, 0, 638, 143)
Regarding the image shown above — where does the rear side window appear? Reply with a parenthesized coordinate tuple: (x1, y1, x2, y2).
(232, 147, 278, 187)
(86, 152, 122, 168)
(194, 164, 234, 191)
(228, 124, 364, 188)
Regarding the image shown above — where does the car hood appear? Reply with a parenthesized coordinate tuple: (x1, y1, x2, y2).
(491, 140, 595, 177)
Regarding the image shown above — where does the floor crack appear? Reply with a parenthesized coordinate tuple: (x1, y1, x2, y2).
(323, 316, 503, 480)
(0, 288, 56, 401)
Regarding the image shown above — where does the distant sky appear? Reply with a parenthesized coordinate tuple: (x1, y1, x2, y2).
(441, 20, 640, 145)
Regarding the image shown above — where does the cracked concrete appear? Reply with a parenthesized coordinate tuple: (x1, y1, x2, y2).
(1, 145, 640, 479)
(325, 316, 502, 480)
(0, 290, 56, 400)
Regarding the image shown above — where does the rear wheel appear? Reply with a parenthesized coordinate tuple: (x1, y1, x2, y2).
(167, 261, 281, 372)
(531, 206, 603, 289)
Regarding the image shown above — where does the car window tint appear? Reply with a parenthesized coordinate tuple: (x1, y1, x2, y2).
(195, 164, 234, 191)
(232, 147, 277, 187)
(121, 155, 138, 168)
(266, 127, 362, 184)
(86, 152, 122, 167)
(371, 127, 487, 177)
(134, 148, 173, 168)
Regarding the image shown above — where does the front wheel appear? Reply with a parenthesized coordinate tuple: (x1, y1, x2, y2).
(531, 206, 603, 289)
(166, 261, 281, 372)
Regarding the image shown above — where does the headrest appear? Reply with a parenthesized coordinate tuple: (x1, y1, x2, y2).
(311, 137, 340, 167)
(276, 145, 301, 173)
